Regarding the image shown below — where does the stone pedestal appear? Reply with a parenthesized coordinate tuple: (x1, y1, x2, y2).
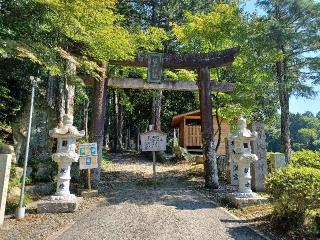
(0, 154, 12, 225)
(237, 154, 258, 197)
(226, 193, 268, 208)
(37, 197, 82, 213)
(50, 152, 79, 201)
(80, 190, 99, 198)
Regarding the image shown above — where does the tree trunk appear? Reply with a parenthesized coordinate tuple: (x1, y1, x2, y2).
(136, 126, 140, 152)
(215, 107, 222, 152)
(114, 90, 123, 152)
(118, 100, 124, 150)
(198, 67, 219, 189)
(84, 99, 89, 141)
(151, 91, 162, 130)
(276, 60, 291, 163)
(90, 64, 107, 189)
(59, 61, 76, 125)
(104, 86, 110, 149)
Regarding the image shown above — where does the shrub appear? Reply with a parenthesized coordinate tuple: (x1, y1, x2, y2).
(291, 150, 320, 170)
(0, 142, 13, 154)
(266, 166, 320, 232)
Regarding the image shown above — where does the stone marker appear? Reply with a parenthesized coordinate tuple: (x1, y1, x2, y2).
(251, 121, 268, 192)
(227, 135, 239, 186)
(0, 154, 12, 225)
(269, 152, 286, 170)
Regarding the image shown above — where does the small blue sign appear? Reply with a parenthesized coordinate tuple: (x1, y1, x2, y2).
(90, 146, 96, 155)
(86, 157, 91, 165)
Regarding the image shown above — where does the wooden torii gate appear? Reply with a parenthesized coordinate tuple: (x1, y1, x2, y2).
(90, 48, 239, 188)
(106, 47, 239, 188)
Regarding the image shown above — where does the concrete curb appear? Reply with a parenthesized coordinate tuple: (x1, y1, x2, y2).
(196, 189, 272, 240)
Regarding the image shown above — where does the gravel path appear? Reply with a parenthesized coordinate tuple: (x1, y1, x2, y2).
(53, 153, 266, 240)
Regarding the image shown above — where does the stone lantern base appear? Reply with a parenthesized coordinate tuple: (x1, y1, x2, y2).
(49, 194, 77, 201)
(226, 193, 268, 208)
(37, 197, 82, 214)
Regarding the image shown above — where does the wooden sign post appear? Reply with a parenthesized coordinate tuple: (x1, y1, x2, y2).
(140, 127, 167, 186)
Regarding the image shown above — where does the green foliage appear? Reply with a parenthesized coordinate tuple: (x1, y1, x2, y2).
(134, 27, 169, 52)
(8, 167, 20, 192)
(29, 158, 57, 183)
(5, 193, 33, 215)
(34, 0, 135, 62)
(25, 176, 33, 185)
(291, 150, 320, 170)
(0, 142, 12, 154)
(267, 111, 320, 152)
(266, 166, 320, 232)
(163, 69, 197, 81)
(172, 2, 279, 122)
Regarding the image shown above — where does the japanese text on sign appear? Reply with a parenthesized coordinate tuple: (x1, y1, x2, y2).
(147, 53, 163, 83)
(140, 131, 167, 152)
(79, 143, 98, 169)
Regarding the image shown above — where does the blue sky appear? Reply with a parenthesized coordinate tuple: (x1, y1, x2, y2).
(243, 0, 320, 115)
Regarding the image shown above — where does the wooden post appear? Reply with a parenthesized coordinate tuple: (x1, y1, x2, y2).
(152, 151, 156, 187)
(84, 100, 89, 141)
(198, 67, 219, 189)
(87, 169, 91, 191)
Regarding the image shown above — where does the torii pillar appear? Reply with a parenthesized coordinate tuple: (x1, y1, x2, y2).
(198, 67, 219, 188)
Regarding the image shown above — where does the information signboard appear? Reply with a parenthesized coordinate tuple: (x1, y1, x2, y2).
(140, 130, 167, 152)
(79, 143, 98, 169)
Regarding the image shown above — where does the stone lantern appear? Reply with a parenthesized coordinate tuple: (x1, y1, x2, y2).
(229, 117, 258, 197)
(49, 114, 85, 200)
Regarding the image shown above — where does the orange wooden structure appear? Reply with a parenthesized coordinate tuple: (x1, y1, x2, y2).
(171, 110, 230, 156)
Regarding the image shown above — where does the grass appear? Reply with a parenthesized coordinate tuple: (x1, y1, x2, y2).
(5, 193, 33, 215)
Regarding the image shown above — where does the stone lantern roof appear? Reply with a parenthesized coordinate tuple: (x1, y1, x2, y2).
(49, 115, 85, 139)
(230, 117, 257, 140)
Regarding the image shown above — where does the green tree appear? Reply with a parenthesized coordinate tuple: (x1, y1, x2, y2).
(0, 0, 138, 187)
(257, 0, 320, 163)
(172, 3, 279, 122)
(171, 2, 277, 187)
(268, 111, 320, 151)
(298, 128, 318, 149)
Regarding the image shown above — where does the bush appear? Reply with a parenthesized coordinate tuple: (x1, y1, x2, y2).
(266, 166, 320, 232)
(291, 150, 320, 170)
(0, 142, 13, 154)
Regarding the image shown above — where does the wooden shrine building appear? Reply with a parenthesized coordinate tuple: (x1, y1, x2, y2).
(171, 110, 230, 156)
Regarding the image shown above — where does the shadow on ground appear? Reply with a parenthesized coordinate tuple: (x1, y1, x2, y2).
(98, 152, 214, 211)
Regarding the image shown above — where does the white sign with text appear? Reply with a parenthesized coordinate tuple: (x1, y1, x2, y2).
(140, 131, 167, 152)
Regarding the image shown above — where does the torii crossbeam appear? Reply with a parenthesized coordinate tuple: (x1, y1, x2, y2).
(109, 47, 239, 69)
